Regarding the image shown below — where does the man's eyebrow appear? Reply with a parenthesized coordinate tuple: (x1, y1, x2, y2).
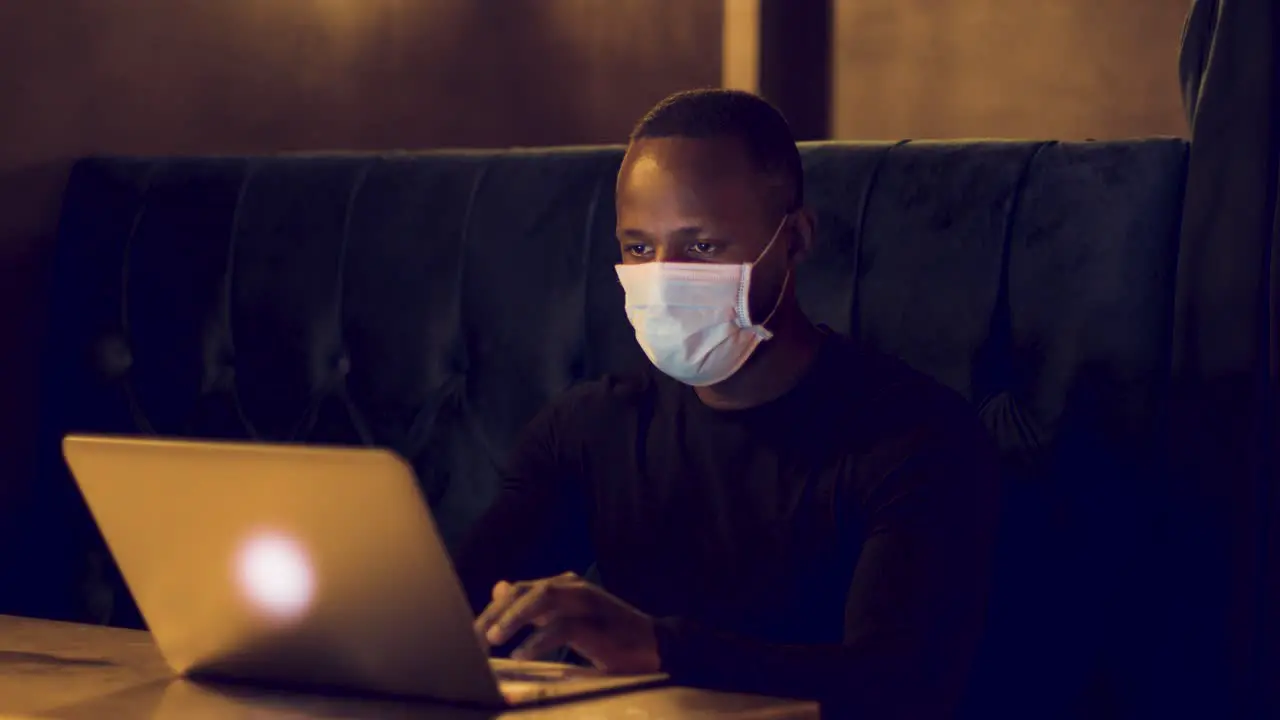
(616, 226, 707, 240)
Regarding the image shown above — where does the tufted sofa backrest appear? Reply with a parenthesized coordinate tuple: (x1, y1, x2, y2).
(27, 140, 1187, 709)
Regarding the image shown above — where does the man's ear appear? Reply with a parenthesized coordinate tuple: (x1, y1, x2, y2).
(788, 207, 817, 264)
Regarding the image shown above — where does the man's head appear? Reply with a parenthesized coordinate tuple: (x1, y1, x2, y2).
(615, 89, 813, 323)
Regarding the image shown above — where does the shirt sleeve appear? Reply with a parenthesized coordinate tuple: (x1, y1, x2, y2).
(652, 414, 1002, 718)
(451, 394, 594, 617)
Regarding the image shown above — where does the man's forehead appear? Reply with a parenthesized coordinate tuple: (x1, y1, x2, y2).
(619, 136, 755, 184)
(617, 137, 766, 212)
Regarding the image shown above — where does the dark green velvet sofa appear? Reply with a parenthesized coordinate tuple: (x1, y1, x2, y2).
(13, 140, 1190, 716)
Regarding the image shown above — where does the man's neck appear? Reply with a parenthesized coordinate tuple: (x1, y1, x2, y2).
(694, 306, 825, 411)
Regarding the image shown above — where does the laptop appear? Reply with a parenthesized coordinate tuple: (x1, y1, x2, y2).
(61, 434, 667, 708)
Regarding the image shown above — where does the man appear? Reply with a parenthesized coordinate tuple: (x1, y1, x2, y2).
(455, 89, 1001, 717)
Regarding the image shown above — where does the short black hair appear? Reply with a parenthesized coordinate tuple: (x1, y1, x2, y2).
(630, 88, 803, 213)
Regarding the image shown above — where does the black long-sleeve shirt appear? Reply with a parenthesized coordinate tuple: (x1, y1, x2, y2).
(454, 331, 1002, 716)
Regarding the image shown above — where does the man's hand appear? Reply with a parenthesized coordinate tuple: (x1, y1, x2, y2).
(474, 572, 661, 675)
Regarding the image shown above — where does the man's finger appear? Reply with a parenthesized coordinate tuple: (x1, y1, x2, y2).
(474, 581, 524, 637)
(510, 619, 573, 662)
(492, 580, 514, 601)
(487, 582, 555, 647)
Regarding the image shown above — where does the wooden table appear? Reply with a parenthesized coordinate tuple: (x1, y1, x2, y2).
(0, 615, 818, 718)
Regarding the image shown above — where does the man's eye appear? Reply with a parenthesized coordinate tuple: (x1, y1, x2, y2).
(690, 242, 717, 256)
(624, 244, 652, 257)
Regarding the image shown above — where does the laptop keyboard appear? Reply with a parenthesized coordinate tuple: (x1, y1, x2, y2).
(490, 658, 599, 684)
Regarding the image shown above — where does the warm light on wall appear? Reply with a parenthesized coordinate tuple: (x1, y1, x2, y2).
(222, 0, 467, 90)
(235, 0, 386, 43)
(308, 0, 379, 26)
(722, 0, 760, 92)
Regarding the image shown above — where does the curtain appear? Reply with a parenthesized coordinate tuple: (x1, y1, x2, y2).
(1174, 1, 1278, 717)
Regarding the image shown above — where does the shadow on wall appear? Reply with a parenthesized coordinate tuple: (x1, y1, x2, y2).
(0, 162, 72, 532)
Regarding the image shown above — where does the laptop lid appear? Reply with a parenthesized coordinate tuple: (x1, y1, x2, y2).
(61, 435, 505, 707)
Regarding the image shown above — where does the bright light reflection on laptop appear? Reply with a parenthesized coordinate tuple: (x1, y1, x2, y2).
(234, 531, 315, 622)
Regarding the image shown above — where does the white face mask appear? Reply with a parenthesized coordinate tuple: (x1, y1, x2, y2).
(615, 216, 791, 387)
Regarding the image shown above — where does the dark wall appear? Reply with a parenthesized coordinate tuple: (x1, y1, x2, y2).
(0, 0, 722, 541)
(832, 0, 1188, 140)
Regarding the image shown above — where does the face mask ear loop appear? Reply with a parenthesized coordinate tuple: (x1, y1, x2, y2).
(755, 269, 791, 335)
(736, 213, 792, 337)
(754, 213, 790, 265)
